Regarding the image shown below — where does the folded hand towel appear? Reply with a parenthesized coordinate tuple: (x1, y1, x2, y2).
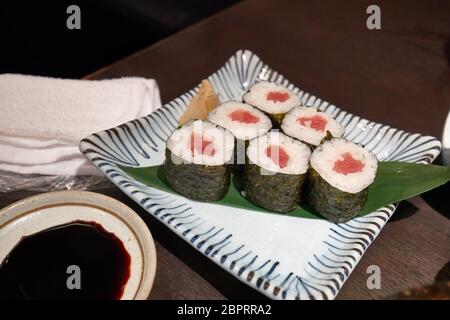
(0, 74, 161, 177)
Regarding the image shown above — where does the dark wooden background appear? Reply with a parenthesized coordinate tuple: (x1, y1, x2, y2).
(2, 0, 450, 299)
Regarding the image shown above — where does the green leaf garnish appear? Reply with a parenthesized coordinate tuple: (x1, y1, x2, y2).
(118, 162, 450, 220)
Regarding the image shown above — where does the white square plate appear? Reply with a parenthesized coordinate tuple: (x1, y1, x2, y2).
(80, 50, 441, 299)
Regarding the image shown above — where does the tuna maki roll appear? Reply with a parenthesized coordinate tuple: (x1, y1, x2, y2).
(207, 101, 272, 165)
(307, 138, 378, 223)
(243, 81, 300, 124)
(281, 106, 345, 147)
(244, 131, 311, 212)
(165, 119, 235, 201)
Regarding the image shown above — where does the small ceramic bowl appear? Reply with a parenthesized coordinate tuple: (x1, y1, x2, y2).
(0, 191, 157, 300)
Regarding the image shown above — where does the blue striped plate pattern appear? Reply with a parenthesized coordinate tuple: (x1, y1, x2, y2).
(80, 50, 441, 300)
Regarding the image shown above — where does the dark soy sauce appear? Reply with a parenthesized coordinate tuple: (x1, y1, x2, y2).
(0, 221, 131, 300)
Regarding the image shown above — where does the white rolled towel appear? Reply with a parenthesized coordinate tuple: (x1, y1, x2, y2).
(0, 74, 161, 176)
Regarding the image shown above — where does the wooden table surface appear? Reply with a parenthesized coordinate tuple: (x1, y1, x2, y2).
(3, 0, 450, 299)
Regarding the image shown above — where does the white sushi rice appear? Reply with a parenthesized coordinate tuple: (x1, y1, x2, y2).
(167, 120, 235, 166)
(243, 81, 301, 115)
(207, 101, 272, 140)
(246, 131, 311, 175)
(310, 138, 378, 194)
(282, 106, 345, 146)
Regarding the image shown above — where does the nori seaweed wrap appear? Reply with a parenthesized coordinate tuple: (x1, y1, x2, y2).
(244, 162, 306, 212)
(243, 131, 311, 212)
(165, 148, 230, 201)
(307, 138, 378, 223)
(164, 120, 235, 201)
(306, 168, 368, 223)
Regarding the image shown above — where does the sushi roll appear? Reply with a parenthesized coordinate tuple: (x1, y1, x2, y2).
(307, 138, 378, 223)
(244, 131, 311, 212)
(207, 101, 272, 165)
(165, 119, 235, 201)
(243, 81, 301, 124)
(281, 106, 345, 147)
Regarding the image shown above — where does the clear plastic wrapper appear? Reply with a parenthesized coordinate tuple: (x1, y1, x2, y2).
(0, 170, 111, 192)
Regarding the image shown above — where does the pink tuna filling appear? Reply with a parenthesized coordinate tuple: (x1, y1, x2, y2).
(333, 152, 365, 175)
(265, 145, 289, 169)
(297, 115, 328, 132)
(266, 91, 290, 103)
(189, 133, 216, 157)
(228, 109, 260, 124)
